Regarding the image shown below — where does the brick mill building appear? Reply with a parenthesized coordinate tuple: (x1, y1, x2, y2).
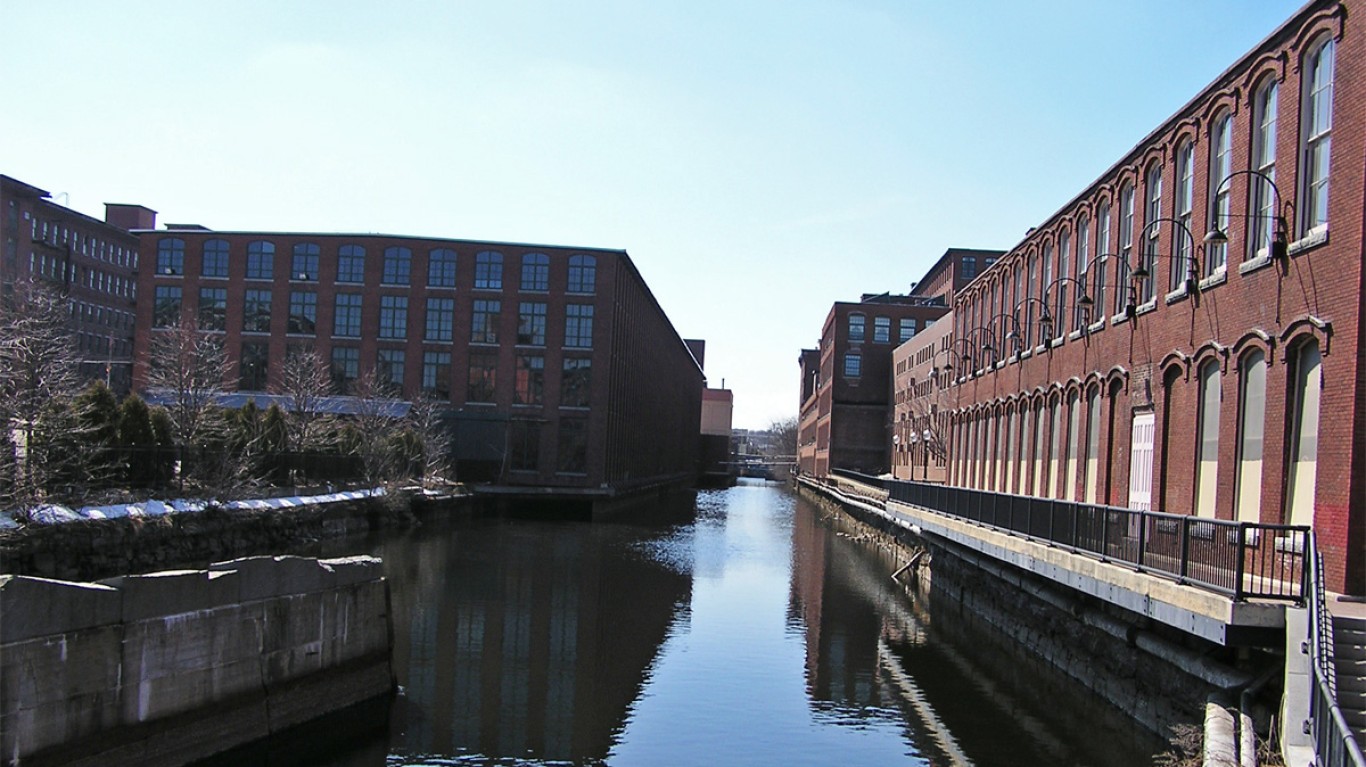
(931, 0, 1363, 595)
(129, 228, 703, 505)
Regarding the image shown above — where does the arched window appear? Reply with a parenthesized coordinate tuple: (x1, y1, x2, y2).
(246, 241, 274, 280)
(1140, 164, 1162, 304)
(1055, 231, 1070, 338)
(474, 250, 503, 290)
(291, 243, 320, 281)
(567, 254, 596, 293)
(1084, 386, 1101, 504)
(1118, 184, 1135, 314)
(1250, 80, 1279, 257)
(520, 253, 550, 291)
(202, 239, 229, 278)
(1207, 114, 1233, 275)
(1194, 360, 1221, 518)
(337, 245, 365, 284)
(1172, 141, 1195, 292)
(428, 248, 457, 288)
(382, 247, 412, 286)
(1076, 216, 1091, 331)
(1235, 349, 1266, 523)
(1005, 406, 1018, 493)
(1048, 397, 1063, 498)
(1041, 243, 1054, 340)
(1285, 341, 1322, 527)
(1300, 38, 1335, 235)
(156, 237, 185, 276)
(1065, 390, 1081, 500)
(1095, 202, 1111, 321)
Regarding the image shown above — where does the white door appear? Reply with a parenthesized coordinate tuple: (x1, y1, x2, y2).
(1128, 412, 1155, 511)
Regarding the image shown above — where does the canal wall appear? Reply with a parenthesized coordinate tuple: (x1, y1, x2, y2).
(796, 480, 1276, 740)
(0, 555, 395, 767)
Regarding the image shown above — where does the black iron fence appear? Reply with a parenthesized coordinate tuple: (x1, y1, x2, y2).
(831, 470, 1308, 603)
(1308, 538, 1366, 767)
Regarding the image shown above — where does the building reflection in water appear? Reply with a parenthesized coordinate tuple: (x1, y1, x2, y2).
(377, 503, 693, 764)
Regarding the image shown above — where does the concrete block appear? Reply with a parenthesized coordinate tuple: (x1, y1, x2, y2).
(97, 569, 241, 623)
(0, 575, 121, 644)
(318, 555, 384, 588)
(2, 626, 124, 713)
(210, 556, 329, 602)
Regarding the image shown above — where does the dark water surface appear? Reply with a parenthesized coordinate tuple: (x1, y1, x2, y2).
(242, 480, 1165, 766)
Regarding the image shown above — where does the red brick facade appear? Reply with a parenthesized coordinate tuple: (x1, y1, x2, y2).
(934, 1, 1363, 594)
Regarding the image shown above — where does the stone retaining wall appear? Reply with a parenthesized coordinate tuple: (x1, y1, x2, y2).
(0, 555, 394, 767)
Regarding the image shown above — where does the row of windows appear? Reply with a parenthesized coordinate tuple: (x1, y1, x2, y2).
(29, 252, 138, 302)
(958, 37, 1336, 349)
(847, 314, 933, 344)
(31, 218, 138, 269)
(153, 286, 596, 348)
(73, 300, 135, 333)
(155, 239, 598, 293)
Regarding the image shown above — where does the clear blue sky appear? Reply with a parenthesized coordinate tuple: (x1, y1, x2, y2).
(1, 1, 1303, 428)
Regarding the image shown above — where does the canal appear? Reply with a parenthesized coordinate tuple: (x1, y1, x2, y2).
(227, 480, 1167, 766)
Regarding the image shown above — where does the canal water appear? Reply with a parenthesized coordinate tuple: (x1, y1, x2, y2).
(246, 480, 1167, 766)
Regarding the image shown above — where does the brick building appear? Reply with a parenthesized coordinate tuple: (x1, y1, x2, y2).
(890, 313, 954, 482)
(934, 0, 1363, 594)
(0, 175, 150, 394)
(130, 228, 703, 502)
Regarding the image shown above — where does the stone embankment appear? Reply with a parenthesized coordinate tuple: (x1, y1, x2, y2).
(0, 555, 395, 767)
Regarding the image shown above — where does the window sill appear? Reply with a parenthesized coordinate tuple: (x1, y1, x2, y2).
(1019, 348, 1032, 360)
(1110, 313, 1128, 326)
(1288, 225, 1329, 256)
(1067, 329, 1084, 342)
(1164, 286, 1188, 305)
(1197, 270, 1227, 291)
(200, 275, 228, 281)
(1089, 319, 1108, 333)
(559, 405, 590, 411)
(1238, 254, 1273, 275)
(1134, 301, 1157, 317)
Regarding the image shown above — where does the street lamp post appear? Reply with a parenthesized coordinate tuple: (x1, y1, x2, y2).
(1134, 216, 1201, 297)
(1204, 169, 1293, 260)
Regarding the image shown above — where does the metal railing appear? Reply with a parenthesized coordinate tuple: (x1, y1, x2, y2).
(831, 470, 1308, 603)
(1307, 536, 1366, 767)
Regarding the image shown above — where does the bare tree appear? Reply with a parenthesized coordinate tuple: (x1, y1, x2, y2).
(767, 416, 798, 458)
(144, 318, 231, 486)
(406, 390, 454, 487)
(347, 369, 405, 488)
(275, 348, 332, 453)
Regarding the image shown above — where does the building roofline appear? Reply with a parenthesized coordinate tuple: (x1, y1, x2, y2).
(129, 228, 630, 255)
(0, 175, 51, 199)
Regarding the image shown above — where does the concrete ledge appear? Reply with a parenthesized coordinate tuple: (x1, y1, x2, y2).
(0, 575, 121, 643)
(98, 569, 243, 622)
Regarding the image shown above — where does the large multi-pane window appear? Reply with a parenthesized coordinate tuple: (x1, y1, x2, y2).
(425, 297, 454, 342)
(843, 353, 861, 378)
(331, 347, 359, 394)
(1118, 184, 1135, 314)
(1235, 350, 1267, 523)
(1301, 38, 1335, 235)
(898, 318, 917, 343)
(564, 305, 593, 348)
(1139, 166, 1161, 304)
(557, 419, 587, 473)
(287, 291, 317, 334)
(153, 285, 181, 327)
(240, 342, 269, 391)
(561, 358, 591, 407)
(379, 295, 408, 339)
(520, 253, 550, 291)
(382, 247, 412, 285)
(422, 351, 451, 398)
(1251, 81, 1279, 257)
(338, 245, 366, 283)
(246, 241, 274, 280)
(334, 293, 362, 337)
(198, 287, 227, 331)
(202, 239, 229, 278)
(515, 356, 544, 405)
(467, 353, 498, 403)
(428, 248, 457, 288)
(475, 251, 503, 290)
(292, 243, 320, 281)
(518, 302, 547, 345)
(243, 289, 272, 332)
(1207, 114, 1232, 275)
(873, 316, 890, 343)
(566, 255, 596, 294)
(156, 238, 185, 276)
(472, 299, 500, 344)
(377, 349, 405, 387)
(848, 313, 865, 341)
(1172, 141, 1195, 292)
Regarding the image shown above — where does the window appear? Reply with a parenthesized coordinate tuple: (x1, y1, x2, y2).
(518, 302, 547, 345)
(472, 299, 500, 344)
(422, 351, 451, 398)
(515, 356, 544, 405)
(292, 243, 320, 281)
(843, 352, 861, 378)
(475, 250, 503, 290)
(425, 297, 454, 342)
(331, 347, 359, 394)
(1251, 81, 1279, 257)
(873, 316, 890, 343)
(239, 342, 269, 391)
(246, 241, 274, 280)
(428, 248, 457, 288)
(848, 313, 865, 342)
(379, 295, 408, 339)
(1096, 201, 1112, 318)
(156, 238, 185, 276)
(1065, 391, 1081, 500)
(564, 304, 593, 348)
(334, 293, 362, 337)
(243, 289, 271, 333)
(1207, 115, 1232, 274)
(1139, 167, 1161, 304)
(520, 253, 549, 291)
(202, 239, 229, 278)
(898, 318, 917, 343)
(198, 287, 227, 331)
(1285, 341, 1321, 527)
(377, 349, 405, 388)
(561, 358, 591, 407)
(153, 285, 181, 327)
(338, 245, 365, 284)
(1076, 216, 1091, 330)
(1040, 243, 1053, 339)
(382, 247, 412, 285)
(1118, 184, 1135, 314)
(1055, 232, 1070, 337)
(1300, 38, 1335, 235)
(557, 418, 587, 473)
(1172, 142, 1195, 292)
(1194, 360, 1221, 518)
(1084, 387, 1100, 504)
(287, 291, 317, 334)
(1235, 350, 1266, 523)
(467, 353, 498, 403)
(509, 421, 540, 471)
(961, 256, 977, 279)
(567, 255, 596, 293)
